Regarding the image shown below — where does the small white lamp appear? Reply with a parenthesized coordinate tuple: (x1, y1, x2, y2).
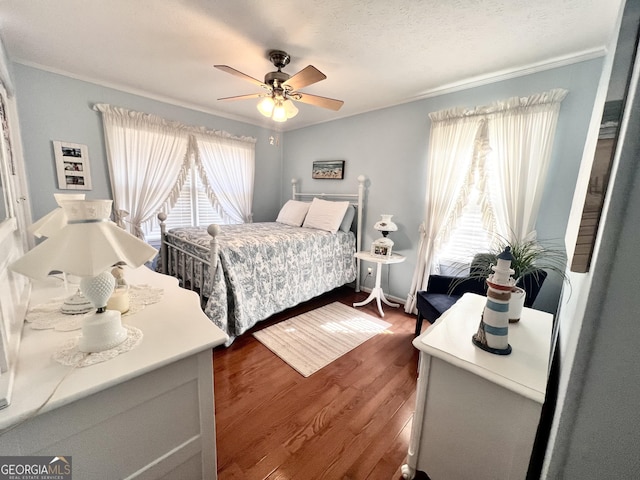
(29, 193, 93, 314)
(11, 199, 157, 353)
(371, 214, 398, 257)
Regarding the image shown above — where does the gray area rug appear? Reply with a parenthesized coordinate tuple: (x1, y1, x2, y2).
(253, 302, 391, 377)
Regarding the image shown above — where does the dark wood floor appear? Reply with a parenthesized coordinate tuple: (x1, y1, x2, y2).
(213, 286, 422, 480)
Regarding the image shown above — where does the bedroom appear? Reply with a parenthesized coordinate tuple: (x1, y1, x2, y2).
(1, 0, 640, 479)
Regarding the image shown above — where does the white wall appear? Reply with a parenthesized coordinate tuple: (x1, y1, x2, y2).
(544, 0, 640, 476)
(545, 56, 640, 480)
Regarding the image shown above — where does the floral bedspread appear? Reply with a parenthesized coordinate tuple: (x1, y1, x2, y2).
(166, 223, 356, 345)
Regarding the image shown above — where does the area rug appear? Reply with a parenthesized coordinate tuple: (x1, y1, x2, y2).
(253, 302, 391, 377)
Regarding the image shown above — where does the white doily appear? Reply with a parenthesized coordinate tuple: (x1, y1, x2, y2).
(52, 325, 143, 367)
(26, 285, 164, 331)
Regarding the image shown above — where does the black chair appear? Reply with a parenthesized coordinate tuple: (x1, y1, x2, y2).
(414, 258, 547, 336)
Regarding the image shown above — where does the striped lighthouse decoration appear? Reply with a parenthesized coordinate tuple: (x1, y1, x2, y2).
(472, 246, 516, 355)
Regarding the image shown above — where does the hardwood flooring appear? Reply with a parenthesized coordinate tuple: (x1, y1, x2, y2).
(213, 286, 422, 480)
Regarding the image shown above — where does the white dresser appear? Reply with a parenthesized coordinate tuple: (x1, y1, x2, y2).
(0, 266, 228, 479)
(402, 293, 552, 480)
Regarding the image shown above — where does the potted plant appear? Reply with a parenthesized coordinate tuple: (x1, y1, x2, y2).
(449, 234, 570, 318)
(470, 235, 569, 285)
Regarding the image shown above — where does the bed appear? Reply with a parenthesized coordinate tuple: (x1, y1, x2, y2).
(158, 175, 366, 345)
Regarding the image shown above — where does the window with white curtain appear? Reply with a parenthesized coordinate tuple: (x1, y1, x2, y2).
(435, 185, 492, 275)
(405, 89, 566, 313)
(144, 156, 223, 242)
(434, 151, 498, 275)
(95, 103, 256, 241)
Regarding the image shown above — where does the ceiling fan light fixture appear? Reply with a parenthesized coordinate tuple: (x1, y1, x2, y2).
(257, 96, 275, 117)
(271, 100, 288, 122)
(283, 99, 299, 118)
(216, 50, 343, 121)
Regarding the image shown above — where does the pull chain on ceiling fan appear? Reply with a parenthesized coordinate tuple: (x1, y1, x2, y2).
(214, 50, 344, 122)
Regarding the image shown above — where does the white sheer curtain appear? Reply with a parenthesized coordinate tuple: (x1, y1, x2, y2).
(95, 104, 189, 238)
(405, 110, 485, 313)
(404, 89, 567, 314)
(486, 89, 568, 242)
(193, 130, 255, 224)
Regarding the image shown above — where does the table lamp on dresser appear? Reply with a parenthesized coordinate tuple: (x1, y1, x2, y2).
(10, 199, 157, 353)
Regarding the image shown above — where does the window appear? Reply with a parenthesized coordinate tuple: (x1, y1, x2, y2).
(144, 158, 223, 242)
(434, 155, 498, 276)
(96, 104, 255, 237)
(435, 185, 492, 276)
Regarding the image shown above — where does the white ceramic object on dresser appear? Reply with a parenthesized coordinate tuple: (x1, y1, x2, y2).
(353, 251, 406, 317)
(0, 266, 228, 479)
(401, 293, 552, 480)
(509, 286, 527, 322)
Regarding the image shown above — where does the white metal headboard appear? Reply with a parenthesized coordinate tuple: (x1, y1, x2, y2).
(291, 174, 366, 291)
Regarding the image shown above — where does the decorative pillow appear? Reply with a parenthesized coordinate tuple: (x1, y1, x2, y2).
(302, 198, 350, 234)
(339, 204, 356, 232)
(276, 200, 310, 227)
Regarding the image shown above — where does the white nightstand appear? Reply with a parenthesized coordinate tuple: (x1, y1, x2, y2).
(353, 250, 406, 317)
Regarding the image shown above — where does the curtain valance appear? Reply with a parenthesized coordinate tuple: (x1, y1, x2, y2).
(93, 104, 257, 144)
(428, 88, 568, 121)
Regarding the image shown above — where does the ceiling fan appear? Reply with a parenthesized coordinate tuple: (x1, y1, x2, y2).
(214, 50, 344, 122)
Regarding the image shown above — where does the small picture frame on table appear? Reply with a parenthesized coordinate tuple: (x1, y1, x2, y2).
(371, 238, 392, 258)
(53, 140, 92, 190)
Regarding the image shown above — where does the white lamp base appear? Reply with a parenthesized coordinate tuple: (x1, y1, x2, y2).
(60, 289, 93, 315)
(78, 310, 128, 353)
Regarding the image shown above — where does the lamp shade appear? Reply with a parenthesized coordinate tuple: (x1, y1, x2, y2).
(28, 193, 85, 238)
(11, 199, 157, 280)
(257, 97, 275, 117)
(257, 96, 298, 122)
(271, 100, 288, 122)
(373, 214, 398, 234)
(283, 99, 299, 118)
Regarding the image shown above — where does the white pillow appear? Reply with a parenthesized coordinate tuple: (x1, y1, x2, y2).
(276, 200, 310, 227)
(302, 198, 350, 234)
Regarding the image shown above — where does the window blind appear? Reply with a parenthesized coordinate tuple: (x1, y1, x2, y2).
(145, 163, 223, 241)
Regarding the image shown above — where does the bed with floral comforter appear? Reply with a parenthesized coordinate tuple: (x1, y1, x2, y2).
(163, 222, 357, 345)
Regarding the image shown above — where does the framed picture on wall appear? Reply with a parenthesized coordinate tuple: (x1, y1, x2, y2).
(53, 140, 92, 190)
(312, 160, 345, 179)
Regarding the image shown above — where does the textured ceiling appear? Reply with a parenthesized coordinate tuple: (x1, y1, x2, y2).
(0, 0, 624, 131)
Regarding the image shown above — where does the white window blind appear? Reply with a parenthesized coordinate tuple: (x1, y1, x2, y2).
(145, 160, 223, 241)
(436, 185, 492, 276)
(435, 151, 499, 277)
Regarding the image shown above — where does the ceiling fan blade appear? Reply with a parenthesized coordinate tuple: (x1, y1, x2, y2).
(293, 92, 344, 111)
(214, 65, 267, 88)
(218, 93, 263, 102)
(283, 65, 326, 91)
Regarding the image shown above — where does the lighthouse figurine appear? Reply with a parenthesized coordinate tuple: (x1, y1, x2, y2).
(472, 246, 516, 355)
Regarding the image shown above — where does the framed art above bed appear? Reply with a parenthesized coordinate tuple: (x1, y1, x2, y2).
(312, 160, 345, 179)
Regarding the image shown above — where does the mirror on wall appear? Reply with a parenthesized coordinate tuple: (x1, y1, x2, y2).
(571, 4, 640, 272)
